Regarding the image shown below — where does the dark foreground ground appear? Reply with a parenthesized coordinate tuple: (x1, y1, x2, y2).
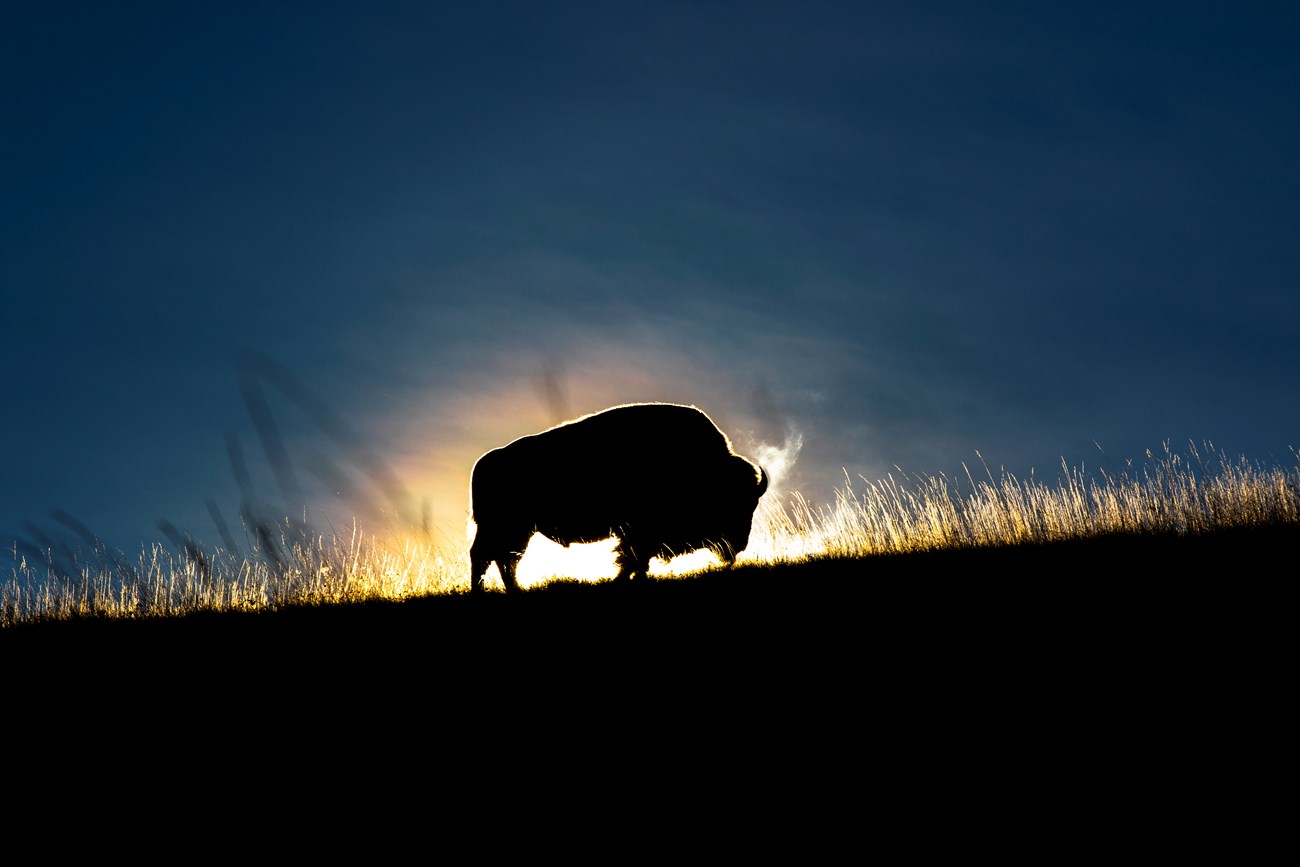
(7, 523, 1289, 696)
(4, 524, 1289, 849)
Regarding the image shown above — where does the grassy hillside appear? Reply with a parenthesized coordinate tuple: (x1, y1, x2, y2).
(7, 439, 1297, 626)
(6, 441, 1290, 855)
(6, 439, 1292, 761)
(6, 520, 1287, 853)
(7, 521, 1290, 666)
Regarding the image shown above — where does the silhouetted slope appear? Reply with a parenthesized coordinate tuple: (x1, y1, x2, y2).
(8, 524, 1285, 856)
(7, 523, 1289, 689)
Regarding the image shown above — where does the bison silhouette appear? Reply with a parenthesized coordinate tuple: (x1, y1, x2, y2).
(469, 402, 769, 593)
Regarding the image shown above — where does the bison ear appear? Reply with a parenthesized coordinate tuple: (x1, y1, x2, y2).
(756, 465, 769, 498)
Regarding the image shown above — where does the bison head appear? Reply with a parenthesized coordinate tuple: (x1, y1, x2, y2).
(707, 461, 768, 564)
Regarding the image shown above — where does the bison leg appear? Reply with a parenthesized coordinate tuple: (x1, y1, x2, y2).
(614, 536, 650, 582)
(470, 529, 529, 594)
(496, 549, 524, 594)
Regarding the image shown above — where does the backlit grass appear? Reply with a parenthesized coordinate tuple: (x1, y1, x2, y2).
(746, 440, 1300, 563)
(5, 440, 1297, 627)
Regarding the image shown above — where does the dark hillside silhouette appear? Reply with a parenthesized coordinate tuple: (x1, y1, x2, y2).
(8, 522, 1290, 700)
(6, 518, 1289, 856)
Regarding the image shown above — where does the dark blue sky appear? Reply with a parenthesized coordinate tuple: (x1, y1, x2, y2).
(4, 2, 1298, 555)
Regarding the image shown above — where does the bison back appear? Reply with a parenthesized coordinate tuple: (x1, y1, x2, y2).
(470, 404, 748, 539)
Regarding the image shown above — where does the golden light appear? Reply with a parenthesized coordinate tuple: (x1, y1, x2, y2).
(515, 535, 620, 586)
(468, 527, 732, 591)
(377, 345, 811, 592)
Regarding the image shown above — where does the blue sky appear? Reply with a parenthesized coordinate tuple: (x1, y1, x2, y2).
(4, 2, 1298, 556)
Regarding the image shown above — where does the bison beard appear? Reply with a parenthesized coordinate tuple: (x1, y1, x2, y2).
(468, 403, 769, 593)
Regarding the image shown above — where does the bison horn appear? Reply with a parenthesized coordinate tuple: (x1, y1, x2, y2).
(756, 466, 769, 497)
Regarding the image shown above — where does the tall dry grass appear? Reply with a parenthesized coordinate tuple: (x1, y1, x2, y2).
(5, 440, 1298, 627)
(746, 440, 1300, 562)
(3, 521, 466, 628)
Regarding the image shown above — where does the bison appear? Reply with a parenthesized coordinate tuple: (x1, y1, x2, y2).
(468, 402, 769, 593)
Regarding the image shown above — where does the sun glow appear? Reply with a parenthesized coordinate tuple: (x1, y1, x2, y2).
(515, 536, 620, 586)
(473, 532, 733, 590)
